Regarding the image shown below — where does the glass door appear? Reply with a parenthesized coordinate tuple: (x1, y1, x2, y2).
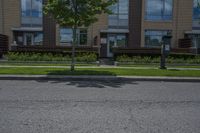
(24, 33, 33, 46)
(196, 38, 200, 48)
(107, 35, 117, 57)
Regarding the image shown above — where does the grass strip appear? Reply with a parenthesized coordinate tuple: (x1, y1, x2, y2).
(0, 67, 200, 77)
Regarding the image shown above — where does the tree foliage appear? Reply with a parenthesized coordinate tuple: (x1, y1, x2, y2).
(43, 0, 116, 71)
(43, 0, 116, 27)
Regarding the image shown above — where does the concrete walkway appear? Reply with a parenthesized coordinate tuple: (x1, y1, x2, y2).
(0, 65, 200, 71)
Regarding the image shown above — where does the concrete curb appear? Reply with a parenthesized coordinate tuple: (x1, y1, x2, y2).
(0, 75, 200, 82)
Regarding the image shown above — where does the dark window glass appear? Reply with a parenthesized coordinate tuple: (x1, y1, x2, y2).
(116, 35, 126, 47)
(146, 0, 173, 21)
(80, 30, 87, 45)
(60, 28, 73, 44)
(21, 0, 43, 26)
(60, 28, 88, 46)
(33, 32, 43, 45)
(193, 0, 200, 20)
(145, 30, 172, 47)
(108, 0, 129, 28)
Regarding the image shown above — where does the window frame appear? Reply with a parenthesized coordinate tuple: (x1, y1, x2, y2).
(144, 29, 172, 48)
(108, 0, 129, 29)
(21, 0, 43, 27)
(59, 28, 88, 46)
(193, 0, 200, 20)
(145, 0, 174, 21)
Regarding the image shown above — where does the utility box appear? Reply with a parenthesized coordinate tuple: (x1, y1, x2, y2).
(162, 35, 172, 56)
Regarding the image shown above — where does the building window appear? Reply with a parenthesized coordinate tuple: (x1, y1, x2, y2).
(193, 0, 200, 20)
(60, 28, 87, 45)
(116, 35, 127, 47)
(60, 28, 73, 45)
(145, 0, 173, 21)
(108, 0, 129, 28)
(79, 29, 87, 45)
(33, 32, 43, 45)
(21, 0, 43, 27)
(186, 34, 200, 48)
(108, 34, 127, 48)
(145, 30, 172, 47)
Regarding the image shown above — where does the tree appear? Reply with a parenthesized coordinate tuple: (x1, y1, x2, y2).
(44, 0, 116, 71)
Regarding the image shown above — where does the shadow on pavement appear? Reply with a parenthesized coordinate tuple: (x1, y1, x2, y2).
(33, 69, 138, 88)
(36, 79, 138, 88)
(47, 79, 139, 88)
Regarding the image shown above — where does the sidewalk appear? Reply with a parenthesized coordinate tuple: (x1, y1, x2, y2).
(0, 75, 200, 82)
(0, 65, 200, 71)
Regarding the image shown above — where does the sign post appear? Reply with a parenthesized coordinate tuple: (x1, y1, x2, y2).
(160, 35, 172, 69)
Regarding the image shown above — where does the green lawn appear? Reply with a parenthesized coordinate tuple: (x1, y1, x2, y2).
(0, 67, 200, 77)
(118, 64, 200, 68)
(0, 62, 96, 66)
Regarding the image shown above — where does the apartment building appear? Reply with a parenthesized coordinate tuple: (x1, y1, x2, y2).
(0, 0, 200, 57)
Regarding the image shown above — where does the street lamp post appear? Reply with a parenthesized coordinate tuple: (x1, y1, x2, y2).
(160, 35, 172, 69)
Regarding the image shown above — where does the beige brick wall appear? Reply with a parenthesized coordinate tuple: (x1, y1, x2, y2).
(174, 0, 193, 47)
(0, 0, 3, 34)
(1, 0, 20, 45)
(141, 0, 193, 48)
(87, 14, 108, 46)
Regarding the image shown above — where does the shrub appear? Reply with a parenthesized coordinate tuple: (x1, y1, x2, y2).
(116, 54, 200, 64)
(6, 52, 97, 62)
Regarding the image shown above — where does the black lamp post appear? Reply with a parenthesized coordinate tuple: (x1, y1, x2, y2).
(160, 34, 172, 69)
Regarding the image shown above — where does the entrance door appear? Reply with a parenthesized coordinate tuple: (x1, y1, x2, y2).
(24, 33, 33, 46)
(107, 35, 116, 57)
(196, 38, 200, 48)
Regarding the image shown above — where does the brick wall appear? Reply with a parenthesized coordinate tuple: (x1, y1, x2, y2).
(1, 0, 20, 46)
(128, 0, 142, 48)
(141, 0, 193, 48)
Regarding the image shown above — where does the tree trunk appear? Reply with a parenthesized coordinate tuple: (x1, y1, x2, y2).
(71, 27, 77, 71)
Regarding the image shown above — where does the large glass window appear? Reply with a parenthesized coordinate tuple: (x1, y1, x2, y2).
(60, 28, 73, 44)
(116, 35, 127, 47)
(193, 0, 200, 20)
(145, 30, 172, 47)
(145, 0, 173, 21)
(108, 0, 129, 28)
(60, 28, 87, 45)
(33, 32, 43, 45)
(14, 32, 43, 46)
(21, 0, 43, 27)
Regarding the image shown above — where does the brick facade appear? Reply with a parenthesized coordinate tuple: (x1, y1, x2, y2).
(0, 0, 20, 45)
(0, 0, 198, 55)
(141, 0, 193, 48)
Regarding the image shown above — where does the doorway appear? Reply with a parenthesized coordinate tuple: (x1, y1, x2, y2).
(107, 35, 117, 57)
(24, 33, 33, 46)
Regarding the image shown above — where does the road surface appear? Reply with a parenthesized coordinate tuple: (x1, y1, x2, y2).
(0, 79, 200, 133)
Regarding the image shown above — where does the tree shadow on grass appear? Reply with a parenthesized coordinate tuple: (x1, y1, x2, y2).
(35, 69, 139, 88)
(46, 69, 117, 76)
(167, 69, 181, 71)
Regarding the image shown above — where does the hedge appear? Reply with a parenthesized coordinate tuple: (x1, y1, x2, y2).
(116, 54, 200, 64)
(5, 52, 97, 62)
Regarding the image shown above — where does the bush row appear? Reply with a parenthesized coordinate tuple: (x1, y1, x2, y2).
(116, 55, 200, 64)
(6, 52, 97, 62)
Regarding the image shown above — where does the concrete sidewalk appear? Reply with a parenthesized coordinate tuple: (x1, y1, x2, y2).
(0, 75, 200, 82)
(0, 65, 200, 71)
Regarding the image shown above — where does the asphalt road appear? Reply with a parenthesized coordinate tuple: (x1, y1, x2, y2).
(0, 79, 200, 133)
